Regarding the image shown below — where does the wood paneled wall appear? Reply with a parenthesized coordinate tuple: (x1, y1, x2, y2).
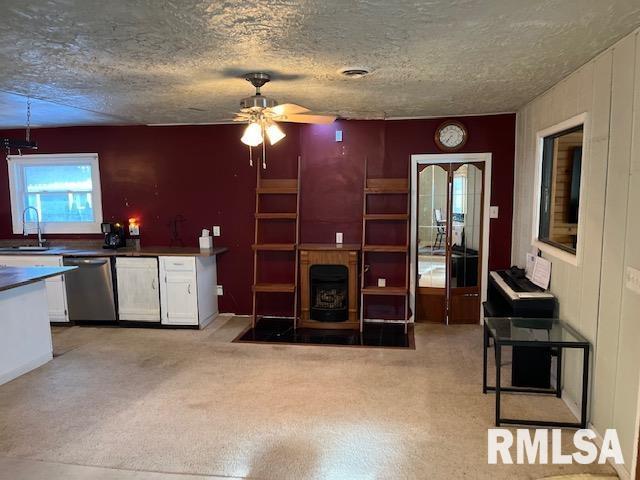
(513, 27, 640, 477)
(550, 132, 582, 245)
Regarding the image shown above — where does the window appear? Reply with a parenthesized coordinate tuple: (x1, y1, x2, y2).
(452, 168, 467, 216)
(534, 114, 586, 261)
(7, 153, 103, 234)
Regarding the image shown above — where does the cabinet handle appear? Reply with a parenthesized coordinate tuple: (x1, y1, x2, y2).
(188, 283, 191, 294)
(152, 278, 156, 290)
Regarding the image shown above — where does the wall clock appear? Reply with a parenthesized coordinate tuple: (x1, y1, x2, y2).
(435, 120, 468, 152)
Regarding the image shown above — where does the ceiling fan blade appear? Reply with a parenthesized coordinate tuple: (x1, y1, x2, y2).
(276, 114, 337, 124)
(270, 103, 310, 116)
(232, 117, 247, 122)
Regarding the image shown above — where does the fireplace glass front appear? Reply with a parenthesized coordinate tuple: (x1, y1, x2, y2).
(309, 264, 349, 322)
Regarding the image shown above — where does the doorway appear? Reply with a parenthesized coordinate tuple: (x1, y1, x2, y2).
(410, 153, 491, 325)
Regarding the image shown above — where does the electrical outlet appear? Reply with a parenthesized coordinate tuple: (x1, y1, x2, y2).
(490, 206, 499, 219)
(129, 224, 140, 236)
(213, 226, 221, 237)
(217, 285, 224, 296)
(336, 232, 343, 244)
(378, 278, 386, 287)
(626, 266, 640, 295)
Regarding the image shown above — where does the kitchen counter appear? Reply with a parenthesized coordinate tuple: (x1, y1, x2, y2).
(0, 246, 228, 258)
(0, 265, 76, 385)
(0, 266, 77, 292)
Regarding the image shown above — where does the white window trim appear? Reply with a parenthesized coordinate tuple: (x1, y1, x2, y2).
(7, 153, 104, 234)
(531, 113, 589, 267)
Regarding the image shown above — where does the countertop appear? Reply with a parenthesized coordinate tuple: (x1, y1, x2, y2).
(0, 246, 228, 258)
(0, 266, 77, 292)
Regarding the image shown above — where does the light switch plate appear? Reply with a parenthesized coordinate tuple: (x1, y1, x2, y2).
(626, 266, 640, 295)
(217, 285, 224, 296)
(213, 226, 221, 237)
(378, 278, 386, 287)
(490, 206, 499, 219)
(336, 232, 343, 244)
(335, 130, 343, 142)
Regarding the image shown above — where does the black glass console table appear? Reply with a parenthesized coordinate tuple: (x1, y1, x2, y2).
(483, 317, 590, 428)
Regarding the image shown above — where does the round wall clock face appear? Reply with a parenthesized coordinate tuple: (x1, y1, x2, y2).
(435, 121, 468, 151)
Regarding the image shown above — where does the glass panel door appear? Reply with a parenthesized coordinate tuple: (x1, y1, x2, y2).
(414, 161, 485, 324)
(448, 163, 484, 324)
(416, 164, 449, 323)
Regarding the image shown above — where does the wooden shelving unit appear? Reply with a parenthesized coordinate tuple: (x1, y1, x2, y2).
(360, 158, 411, 333)
(251, 157, 301, 328)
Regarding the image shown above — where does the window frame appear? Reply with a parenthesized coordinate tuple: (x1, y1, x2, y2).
(531, 113, 588, 266)
(7, 153, 104, 234)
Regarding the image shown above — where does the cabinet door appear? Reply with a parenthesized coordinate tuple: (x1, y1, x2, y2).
(0, 255, 68, 322)
(161, 275, 198, 325)
(159, 257, 198, 325)
(116, 258, 160, 322)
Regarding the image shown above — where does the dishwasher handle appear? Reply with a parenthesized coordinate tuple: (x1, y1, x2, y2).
(64, 258, 109, 266)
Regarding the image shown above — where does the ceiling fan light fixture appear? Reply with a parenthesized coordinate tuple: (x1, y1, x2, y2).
(241, 122, 263, 147)
(266, 122, 286, 145)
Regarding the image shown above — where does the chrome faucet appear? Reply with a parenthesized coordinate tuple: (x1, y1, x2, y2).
(22, 206, 45, 247)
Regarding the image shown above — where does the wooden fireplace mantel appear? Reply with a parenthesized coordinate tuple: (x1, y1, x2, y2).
(299, 246, 359, 330)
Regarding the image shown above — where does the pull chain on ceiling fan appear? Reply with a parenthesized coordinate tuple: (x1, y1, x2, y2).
(234, 72, 337, 169)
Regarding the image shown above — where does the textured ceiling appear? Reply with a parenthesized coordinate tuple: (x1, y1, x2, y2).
(1, 0, 640, 127)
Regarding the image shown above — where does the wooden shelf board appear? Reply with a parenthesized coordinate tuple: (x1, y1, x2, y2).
(256, 187, 298, 194)
(362, 286, 408, 296)
(362, 244, 408, 252)
(364, 214, 409, 220)
(255, 213, 298, 219)
(298, 243, 361, 251)
(252, 283, 296, 293)
(252, 243, 296, 251)
(258, 178, 298, 189)
(364, 187, 409, 194)
(365, 178, 408, 192)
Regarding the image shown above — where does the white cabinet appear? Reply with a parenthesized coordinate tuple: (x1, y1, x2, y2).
(115, 257, 160, 322)
(0, 255, 69, 323)
(159, 256, 218, 328)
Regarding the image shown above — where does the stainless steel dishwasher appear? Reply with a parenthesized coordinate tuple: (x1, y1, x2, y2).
(63, 257, 117, 322)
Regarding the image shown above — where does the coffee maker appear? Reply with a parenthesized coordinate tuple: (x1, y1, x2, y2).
(101, 222, 126, 249)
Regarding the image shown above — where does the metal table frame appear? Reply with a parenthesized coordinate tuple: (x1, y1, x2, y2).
(482, 319, 590, 428)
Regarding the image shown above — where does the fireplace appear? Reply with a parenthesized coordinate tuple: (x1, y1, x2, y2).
(299, 244, 359, 329)
(310, 265, 349, 322)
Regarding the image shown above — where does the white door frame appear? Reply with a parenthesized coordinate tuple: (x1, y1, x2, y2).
(409, 152, 492, 324)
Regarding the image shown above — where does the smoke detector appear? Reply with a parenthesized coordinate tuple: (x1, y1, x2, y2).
(339, 67, 371, 78)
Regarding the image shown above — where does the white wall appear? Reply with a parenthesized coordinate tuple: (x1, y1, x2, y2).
(512, 27, 640, 476)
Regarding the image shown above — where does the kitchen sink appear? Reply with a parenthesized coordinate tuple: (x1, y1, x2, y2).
(0, 246, 50, 252)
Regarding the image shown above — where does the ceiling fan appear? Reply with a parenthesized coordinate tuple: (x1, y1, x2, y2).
(233, 72, 336, 158)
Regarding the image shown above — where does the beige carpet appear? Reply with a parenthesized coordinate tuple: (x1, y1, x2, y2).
(0, 317, 616, 479)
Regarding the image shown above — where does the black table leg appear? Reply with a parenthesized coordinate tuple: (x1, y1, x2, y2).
(483, 323, 488, 394)
(556, 347, 563, 398)
(581, 345, 589, 428)
(495, 343, 501, 426)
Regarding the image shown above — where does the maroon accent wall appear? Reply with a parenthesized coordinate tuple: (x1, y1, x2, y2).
(0, 114, 515, 314)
